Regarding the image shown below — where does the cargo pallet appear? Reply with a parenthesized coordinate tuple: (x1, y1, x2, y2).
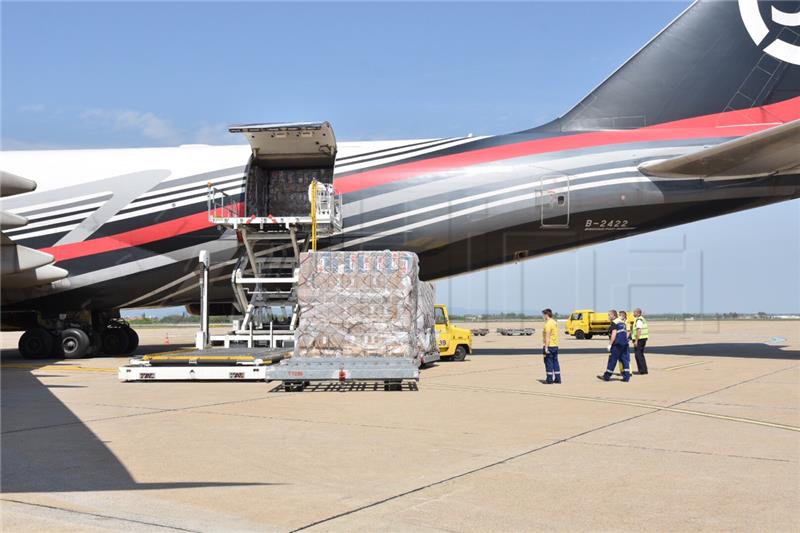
(496, 327, 536, 336)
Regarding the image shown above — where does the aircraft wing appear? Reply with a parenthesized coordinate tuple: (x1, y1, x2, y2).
(639, 120, 800, 179)
(1, 171, 68, 289)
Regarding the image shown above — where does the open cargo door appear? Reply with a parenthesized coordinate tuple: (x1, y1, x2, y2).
(229, 122, 338, 218)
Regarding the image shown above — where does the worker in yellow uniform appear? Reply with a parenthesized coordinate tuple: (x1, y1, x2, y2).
(541, 308, 561, 384)
(631, 308, 649, 374)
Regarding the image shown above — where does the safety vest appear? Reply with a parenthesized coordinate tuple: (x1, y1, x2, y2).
(612, 318, 628, 345)
(634, 316, 649, 340)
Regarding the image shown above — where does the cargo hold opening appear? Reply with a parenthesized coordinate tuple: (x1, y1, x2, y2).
(229, 122, 337, 218)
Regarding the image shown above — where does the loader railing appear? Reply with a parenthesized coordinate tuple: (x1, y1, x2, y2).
(207, 184, 244, 222)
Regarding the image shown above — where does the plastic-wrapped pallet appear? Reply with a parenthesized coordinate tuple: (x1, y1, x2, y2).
(416, 281, 437, 356)
(295, 251, 435, 360)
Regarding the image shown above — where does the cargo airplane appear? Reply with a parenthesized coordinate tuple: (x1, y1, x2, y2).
(2, 0, 799, 358)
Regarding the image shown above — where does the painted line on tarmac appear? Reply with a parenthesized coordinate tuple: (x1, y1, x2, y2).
(426, 383, 800, 432)
(0, 498, 199, 532)
(290, 409, 660, 532)
(290, 364, 799, 531)
(663, 360, 708, 371)
(0, 363, 116, 373)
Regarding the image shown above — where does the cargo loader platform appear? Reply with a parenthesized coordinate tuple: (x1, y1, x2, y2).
(118, 347, 289, 381)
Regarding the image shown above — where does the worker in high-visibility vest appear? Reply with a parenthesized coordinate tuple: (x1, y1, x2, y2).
(599, 310, 630, 382)
(631, 308, 649, 375)
(617, 310, 630, 375)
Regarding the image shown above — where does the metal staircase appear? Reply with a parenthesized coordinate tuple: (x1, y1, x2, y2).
(202, 121, 342, 349)
(205, 182, 341, 348)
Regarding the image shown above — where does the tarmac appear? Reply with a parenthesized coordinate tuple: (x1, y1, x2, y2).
(1, 320, 798, 532)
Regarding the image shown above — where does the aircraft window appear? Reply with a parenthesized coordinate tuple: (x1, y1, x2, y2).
(557, 195, 566, 206)
(435, 307, 447, 325)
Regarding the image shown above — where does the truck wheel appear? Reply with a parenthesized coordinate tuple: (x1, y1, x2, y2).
(453, 345, 467, 361)
(575, 330, 585, 340)
(18, 328, 54, 359)
(60, 328, 91, 358)
(585, 333, 594, 339)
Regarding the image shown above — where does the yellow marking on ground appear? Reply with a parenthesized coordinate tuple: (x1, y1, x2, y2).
(0, 363, 116, 373)
(429, 383, 800, 432)
(139, 349, 194, 359)
(143, 355, 258, 362)
(663, 361, 709, 371)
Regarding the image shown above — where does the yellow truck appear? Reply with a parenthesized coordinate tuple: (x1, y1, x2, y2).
(434, 304, 473, 361)
(566, 309, 635, 339)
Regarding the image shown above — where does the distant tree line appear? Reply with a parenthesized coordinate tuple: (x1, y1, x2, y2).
(127, 314, 231, 325)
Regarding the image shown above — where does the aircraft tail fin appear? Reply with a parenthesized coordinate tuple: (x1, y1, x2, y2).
(554, 0, 800, 131)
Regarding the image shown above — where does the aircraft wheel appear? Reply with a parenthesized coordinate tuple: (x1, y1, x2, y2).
(453, 345, 467, 361)
(575, 330, 585, 340)
(101, 327, 130, 355)
(123, 327, 139, 355)
(18, 328, 54, 359)
(60, 328, 91, 358)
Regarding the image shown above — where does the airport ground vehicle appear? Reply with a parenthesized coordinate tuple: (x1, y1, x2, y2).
(471, 328, 489, 336)
(435, 304, 472, 361)
(566, 310, 635, 339)
(497, 327, 535, 336)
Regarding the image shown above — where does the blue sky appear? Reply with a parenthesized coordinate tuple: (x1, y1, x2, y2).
(2, 1, 798, 314)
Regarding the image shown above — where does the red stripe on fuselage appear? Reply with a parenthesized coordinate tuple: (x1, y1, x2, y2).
(39, 97, 800, 262)
(40, 205, 239, 262)
(333, 97, 800, 194)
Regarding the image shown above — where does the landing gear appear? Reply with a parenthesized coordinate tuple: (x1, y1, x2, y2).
(18, 328, 54, 359)
(16, 315, 139, 359)
(59, 328, 91, 358)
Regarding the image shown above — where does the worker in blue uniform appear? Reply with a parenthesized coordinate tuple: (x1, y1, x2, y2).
(599, 310, 631, 382)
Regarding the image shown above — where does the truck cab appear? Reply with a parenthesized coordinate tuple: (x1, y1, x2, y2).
(434, 304, 472, 361)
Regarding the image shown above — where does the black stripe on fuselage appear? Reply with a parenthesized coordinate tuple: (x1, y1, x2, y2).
(15, 194, 113, 219)
(88, 195, 242, 240)
(339, 156, 674, 228)
(332, 130, 574, 180)
(337, 137, 720, 203)
(336, 138, 449, 163)
(335, 137, 468, 169)
(126, 175, 243, 207)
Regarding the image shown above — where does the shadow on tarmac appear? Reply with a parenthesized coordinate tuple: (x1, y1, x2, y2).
(1, 344, 278, 493)
(474, 343, 799, 359)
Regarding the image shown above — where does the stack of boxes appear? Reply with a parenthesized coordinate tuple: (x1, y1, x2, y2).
(245, 165, 333, 217)
(295, 251, 436, 360)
